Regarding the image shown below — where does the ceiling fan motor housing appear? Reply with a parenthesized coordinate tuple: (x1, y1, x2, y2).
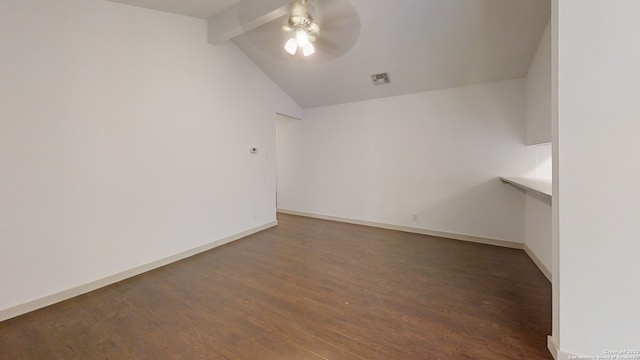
(286, 0, 320, 39)
(288, 15, 313, 29)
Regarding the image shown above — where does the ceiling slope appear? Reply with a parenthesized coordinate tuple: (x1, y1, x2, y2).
(108, 0, 550, 109)
(108, 0, 243, 19)
(232, 0, 550, 108)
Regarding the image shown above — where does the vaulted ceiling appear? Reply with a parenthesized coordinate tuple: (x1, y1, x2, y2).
(108, 0, 550, 109)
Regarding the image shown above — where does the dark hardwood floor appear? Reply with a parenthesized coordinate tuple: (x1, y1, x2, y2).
(0, 214, 552, 359)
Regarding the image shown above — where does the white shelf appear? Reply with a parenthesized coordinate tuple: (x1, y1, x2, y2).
(500, 176, 552, 199)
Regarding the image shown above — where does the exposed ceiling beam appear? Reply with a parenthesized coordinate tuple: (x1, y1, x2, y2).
(208, 0, 291, 45)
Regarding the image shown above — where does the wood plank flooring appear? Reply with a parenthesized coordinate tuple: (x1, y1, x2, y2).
(0, 214, 552, 359)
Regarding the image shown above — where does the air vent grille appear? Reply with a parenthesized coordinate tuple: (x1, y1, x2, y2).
(371, 72, 390, 85)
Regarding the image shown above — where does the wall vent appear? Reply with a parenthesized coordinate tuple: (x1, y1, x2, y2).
(371, 72, 390, 85)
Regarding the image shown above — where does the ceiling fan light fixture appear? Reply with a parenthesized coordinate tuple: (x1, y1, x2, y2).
(296, 29, 311, 48)
(284, 37, 298, 55)
(302, 42, 315, 57)
(283, 0, 319, 57)
(308, 22, 320, 34)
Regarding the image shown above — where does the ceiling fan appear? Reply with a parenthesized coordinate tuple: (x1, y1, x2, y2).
(282, 0, 320, 57)
(236, 0, 361, 62)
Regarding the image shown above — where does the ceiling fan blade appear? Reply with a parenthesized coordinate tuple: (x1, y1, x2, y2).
(313, 0, 360, 57)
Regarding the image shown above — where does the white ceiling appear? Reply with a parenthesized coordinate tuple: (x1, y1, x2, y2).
(108, 0, 550, 109)
(109, 0, 243, 19)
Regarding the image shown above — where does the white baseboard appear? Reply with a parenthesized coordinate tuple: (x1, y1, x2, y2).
(277, 209, 523, 249)
(557, 349, 582, 360)
(524, 244, 552, 281)
(0, 221, 277, 323)
(548, 336, 559, 359)
(548, 337, 582, 360)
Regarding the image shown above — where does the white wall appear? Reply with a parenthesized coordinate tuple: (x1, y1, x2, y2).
(523, 18, 553, 280)
(524, 143, 552, 278)
(534, 144, 553, 181)
(276, 113, 300, 209)
(524, 193, 552, 278)
(526, 21, 552, 146)
(0, 0, 300, 315)
(555, 0, 640, 357)
(278, 79, 536, 243)
(551, 0, 560, 347)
